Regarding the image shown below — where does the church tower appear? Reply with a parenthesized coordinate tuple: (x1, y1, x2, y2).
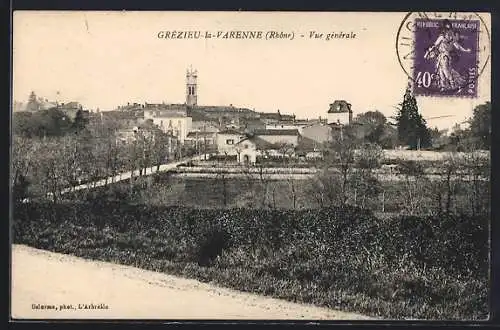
(186, 66, 198, 106)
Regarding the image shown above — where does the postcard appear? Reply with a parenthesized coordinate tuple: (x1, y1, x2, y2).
(11, 11, 491, 321)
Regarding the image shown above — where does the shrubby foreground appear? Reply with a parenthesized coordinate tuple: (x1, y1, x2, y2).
(13, 201, 488, 320)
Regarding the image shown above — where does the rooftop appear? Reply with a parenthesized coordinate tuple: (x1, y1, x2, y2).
(237, 136, 277, 150)
(328, 100, 352, 114)
(186, 131, 217, 138)
(253, 129, 300, 136)
(218, 129, 244, 135)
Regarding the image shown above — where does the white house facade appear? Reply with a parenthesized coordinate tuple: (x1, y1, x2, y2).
(216, 129, 246, 155)
(144, 107, 192, 143)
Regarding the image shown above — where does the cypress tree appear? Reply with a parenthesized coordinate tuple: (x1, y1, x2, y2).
(396, 85, 431, 149)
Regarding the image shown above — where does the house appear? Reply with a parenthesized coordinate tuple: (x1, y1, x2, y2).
(234, 136, 276, 164)
(243, 119, 266, 133)
(301, 123, 332, 145)
(258, 110, 296, 124)
(116, 102, 145, 111)
(56, 101, 84, 120)
(327, 100, 353, 125)
(216, 129, 246, 155)
(191, 121, 220, 133)
(252, 129, 301, 147)
(144, 104, 192, 143)
(101, 110, 145, 129)
(265, 122, 308, 133)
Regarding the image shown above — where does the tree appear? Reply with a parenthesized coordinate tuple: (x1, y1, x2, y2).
(317, 136, 357, 207)
(351, 143, 383, 209)
(12, 112, 35, 137)
(461, 149, 490, 216)
(72, 109, 89, 133)
(33, 139, 68, 204)
(469, 102, 491, 150)
(151, 128, 170, 171)
(379, 125, 399, 149)
(353, 111, 387, 144)
(395, 160, 429, 215)
(26, 91, 40, 112)
(395, 85, 432, 149)
(11, 135, 34, 202)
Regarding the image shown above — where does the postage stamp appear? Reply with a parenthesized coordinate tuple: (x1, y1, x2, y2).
(412, 18, 480, 97)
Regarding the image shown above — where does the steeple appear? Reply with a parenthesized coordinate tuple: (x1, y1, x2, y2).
(186, 66, 198, 106)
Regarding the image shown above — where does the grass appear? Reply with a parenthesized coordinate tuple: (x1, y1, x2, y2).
(12, 201, 489, 320)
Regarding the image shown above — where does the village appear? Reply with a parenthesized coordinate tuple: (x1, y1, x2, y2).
(15, 66, 474, 176)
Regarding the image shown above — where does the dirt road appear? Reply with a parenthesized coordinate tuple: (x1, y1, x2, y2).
(11, 245, 371, 320)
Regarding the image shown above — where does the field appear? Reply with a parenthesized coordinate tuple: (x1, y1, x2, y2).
(64, 171, 489, 216)
(13, 171, 490, 320)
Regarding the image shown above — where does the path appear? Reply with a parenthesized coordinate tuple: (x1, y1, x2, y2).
(11, 245, 372, 320)
(60, 154, 209, 195)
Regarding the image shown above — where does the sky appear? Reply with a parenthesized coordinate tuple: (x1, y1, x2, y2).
(12, 11, 491, 130)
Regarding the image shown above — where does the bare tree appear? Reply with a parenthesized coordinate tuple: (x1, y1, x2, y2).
(432, 152, 460, 214)
(34, 138, 67, 204)
(256, 162, 271, 208)
(461, 148, 490, 216)
(11, 135, 35, 201)
(396, 160, 429, 215)
(288, 177, 297, 209)
(214, 156, 229, 208)
(326, 137, 357, 206)
(151, 128, 169, 171)
(352, 143, 383, 209)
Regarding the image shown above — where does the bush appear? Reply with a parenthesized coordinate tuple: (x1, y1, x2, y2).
(11, 201, 488, 320)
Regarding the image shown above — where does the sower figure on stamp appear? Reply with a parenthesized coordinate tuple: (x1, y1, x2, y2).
(424, 19, 471, 92)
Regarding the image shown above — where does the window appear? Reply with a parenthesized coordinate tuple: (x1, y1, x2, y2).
(244, 144, 249, 149)
(226, 139, 234, 145)
(169, 120, 173, 127)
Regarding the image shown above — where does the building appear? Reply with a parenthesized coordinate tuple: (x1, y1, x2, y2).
(216, 129, 246, 155)
(186, 67, 198, 106)
(301, 123, 332, 145)
(258, 110, 296, 124)
(242, 119, 266, 133)
(191, 121, 220, 133)
(101, 110, 145, 129)
(265, 122, 312, 134)
(116, 102, 145, 111)
(234, 136, 275, 164)
(144, 104, 192, 143)
(56, 102, 84, 121)
(327, 100, 353, 125)
(252, 129, 301, 147)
